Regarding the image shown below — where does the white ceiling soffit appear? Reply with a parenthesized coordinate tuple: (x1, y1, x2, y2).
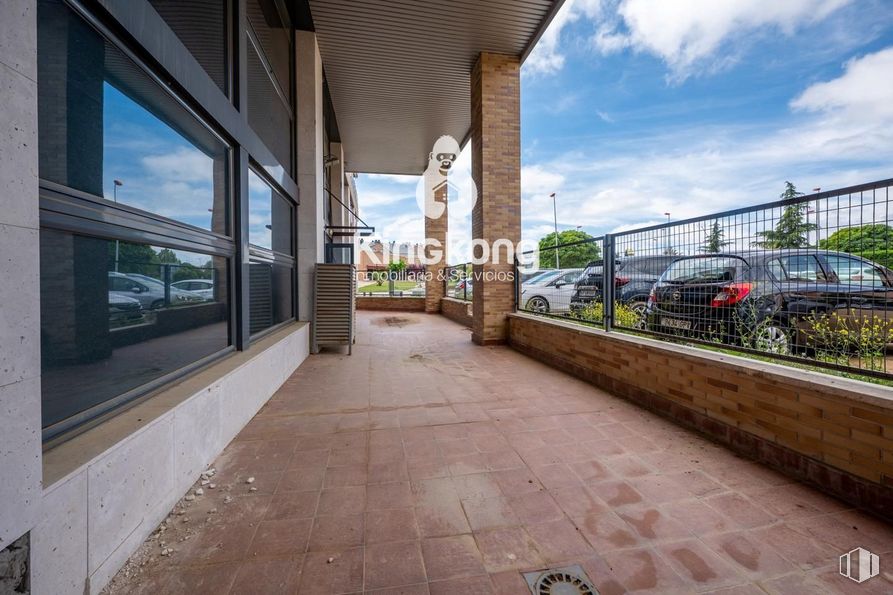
(308, 0, 563, 175)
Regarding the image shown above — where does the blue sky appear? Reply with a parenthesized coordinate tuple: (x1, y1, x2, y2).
(356, 0, 893, 263)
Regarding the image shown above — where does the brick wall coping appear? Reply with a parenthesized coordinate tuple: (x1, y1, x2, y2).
(441, 297, 473, 306)
(508, 312, 893, 412)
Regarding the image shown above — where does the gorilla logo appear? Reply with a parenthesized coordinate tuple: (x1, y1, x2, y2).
(415, 135, 477, 220)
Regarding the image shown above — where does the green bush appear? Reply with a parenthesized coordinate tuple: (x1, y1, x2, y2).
(574, 301, 642, 328)
(857, 249, 893, 270)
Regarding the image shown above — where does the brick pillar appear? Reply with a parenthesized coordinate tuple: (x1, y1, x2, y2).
(424, 183, 448, 313)
(470, 53, 521, 345)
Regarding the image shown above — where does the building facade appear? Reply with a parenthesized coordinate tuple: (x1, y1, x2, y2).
(0, 0, 363, 592)
(0, 0, 551, 591)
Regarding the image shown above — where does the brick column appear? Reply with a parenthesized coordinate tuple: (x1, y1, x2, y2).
(424, 183, 448, 313)
(470, 53, 521, 345)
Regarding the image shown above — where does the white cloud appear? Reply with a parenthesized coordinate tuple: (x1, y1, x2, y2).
(358, 190, 414, 209)
(379, 213, 425, 245)
(521, 165, 566, 196)
(525, 0, 604, 75)
(595, 0, 851, 80)
(522, 46, 893, 238)
(791, 47, 893, 122)
(364, 173, 418, 185)
(142, 147, 214, 185)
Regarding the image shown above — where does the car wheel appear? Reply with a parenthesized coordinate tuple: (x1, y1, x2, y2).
(753, 321, 791, 355)
(629, 300, 648, 330)
(526, 296, 549, 313)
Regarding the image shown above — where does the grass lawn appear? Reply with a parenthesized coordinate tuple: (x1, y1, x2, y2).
(359, 281, 420, 293)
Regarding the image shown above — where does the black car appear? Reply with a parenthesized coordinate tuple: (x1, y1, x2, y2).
(645, 250, 893, 353)
(570, 255, 681, 315)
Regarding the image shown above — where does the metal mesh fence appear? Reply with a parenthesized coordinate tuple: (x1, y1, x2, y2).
(444, 263, 473, 301)
(517, 179, 893, 380)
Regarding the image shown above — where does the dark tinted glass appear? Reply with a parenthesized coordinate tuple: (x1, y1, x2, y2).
(643, 258, 675, 276)
(246, 0, 292, 94)
(148, 0, 228, 94)
(246, 35, 293, 175)
(248, 170, 294, 253)
(40, 229, 230, 431)
(779, 255, 827, 282)
(37, 0, 229, 234)
(825, 255, 888, 286)
(249, 262, 294, 335)
(664, 257, 745, 283)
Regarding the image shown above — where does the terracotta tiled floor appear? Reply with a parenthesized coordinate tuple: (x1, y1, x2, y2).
(107, 311, 893, 594)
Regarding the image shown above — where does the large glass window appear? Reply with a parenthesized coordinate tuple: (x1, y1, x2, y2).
(40, 230, 230, 433)
(148, 0, 229, 94)
(248, 170, 295, 335)
(37, 0, 236, 438)
(38, 0, 229, 235)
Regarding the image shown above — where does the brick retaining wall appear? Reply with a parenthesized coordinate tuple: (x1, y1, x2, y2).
(441, 297, 473, 327)
(508, 313, 893, 518)
(355, 296, 426, 311)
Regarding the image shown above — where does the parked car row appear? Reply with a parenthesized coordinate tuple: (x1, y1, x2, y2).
(645, 250, 893, 354)
(521, 250, 893, 356)
(107, 273, 215, 325)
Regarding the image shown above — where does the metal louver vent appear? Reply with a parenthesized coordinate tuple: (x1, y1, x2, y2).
(313, 263, 356, 354)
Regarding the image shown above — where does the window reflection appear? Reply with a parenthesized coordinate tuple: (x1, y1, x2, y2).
(248, 169, 294, 254)
(37, 0, 228, 234)
(40, 229, 230, 431)
(247, 170, 295, 335)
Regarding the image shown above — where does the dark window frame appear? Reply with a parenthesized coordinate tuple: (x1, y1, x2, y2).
(37, 0, 301, 441)
(247, 162, 297, 339)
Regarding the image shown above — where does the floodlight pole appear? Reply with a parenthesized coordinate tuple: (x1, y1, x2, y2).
(551, 192, 560, 269)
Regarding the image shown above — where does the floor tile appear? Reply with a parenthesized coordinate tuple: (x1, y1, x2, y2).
(365, 541, 427, 590)
(366, 508, 420, 543)
(474, 527, 544, 573)
(421, 535, 486, 581)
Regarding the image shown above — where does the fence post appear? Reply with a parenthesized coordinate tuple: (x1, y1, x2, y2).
(163, 263, 172, 307)
(603, 235, 615, 332)
(513, 257, 520, 311)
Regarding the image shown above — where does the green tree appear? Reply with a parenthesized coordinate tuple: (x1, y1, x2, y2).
(156, 248, 180, 264)
(538, 230, 601, 269)
(111, 242, 159, 276)
(752, 182, 817, 249)
(387, 260, 407, 275)
(819, 224, 893, 252)
(701, 220, 731, 253)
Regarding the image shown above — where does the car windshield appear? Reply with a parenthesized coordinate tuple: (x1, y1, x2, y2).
(664, 257, 745, 284)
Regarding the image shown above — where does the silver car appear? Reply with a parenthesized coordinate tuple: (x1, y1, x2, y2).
(109, 272, 204, 309)
(520, 268, 584, 313)
(171, 279, 215, 299)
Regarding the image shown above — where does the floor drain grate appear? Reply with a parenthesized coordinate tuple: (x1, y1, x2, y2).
(523, 565, 598, 595)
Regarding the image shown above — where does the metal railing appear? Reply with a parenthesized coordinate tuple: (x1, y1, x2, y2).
(516, 178, 893, 380)
(357, 269, 426, 297)
(444, 263, 473, 301)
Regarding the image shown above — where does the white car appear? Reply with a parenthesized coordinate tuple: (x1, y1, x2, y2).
(520, 268, 583, 313)
(171, 279, 215, 299)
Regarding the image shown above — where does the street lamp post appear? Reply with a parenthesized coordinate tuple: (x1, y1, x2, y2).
(113, 179, 123, 271)
(551, 192, 559, 269)
(810, 187, 820, 246)
(663, 212, 671, 254)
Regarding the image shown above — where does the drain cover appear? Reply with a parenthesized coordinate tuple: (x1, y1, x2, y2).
(523, 565, 598, 595)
